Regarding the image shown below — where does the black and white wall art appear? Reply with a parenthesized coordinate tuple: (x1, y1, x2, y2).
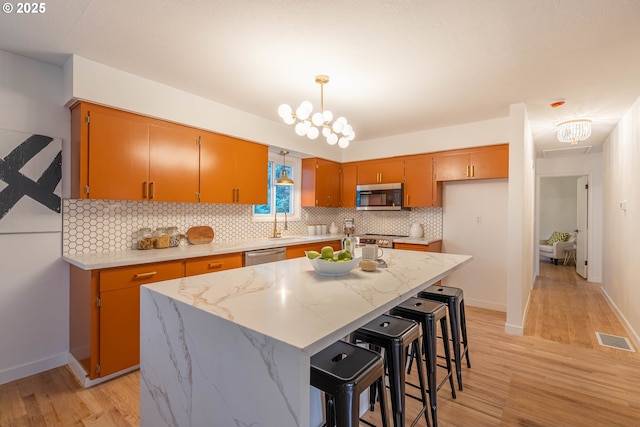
(0, 129, 62, 233)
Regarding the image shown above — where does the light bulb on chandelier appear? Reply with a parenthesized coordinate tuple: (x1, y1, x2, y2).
(278, 75, 355, 148)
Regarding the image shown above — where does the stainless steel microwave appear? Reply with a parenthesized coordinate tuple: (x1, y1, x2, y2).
(356, 183, 405, 211)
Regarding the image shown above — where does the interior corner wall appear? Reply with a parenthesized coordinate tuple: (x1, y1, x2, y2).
(602, 95, 640, 347)
(0, 50, 70, 384)
(505, 103, 535, 335)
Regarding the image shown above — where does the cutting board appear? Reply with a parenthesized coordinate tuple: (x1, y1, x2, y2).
(186, 226, 214, 245)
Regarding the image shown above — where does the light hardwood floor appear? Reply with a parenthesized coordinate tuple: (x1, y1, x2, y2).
(2, 262, 639, 427)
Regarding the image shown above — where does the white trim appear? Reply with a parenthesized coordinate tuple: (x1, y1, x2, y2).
(67, 353, 139, 388)
(253, 153, 302, 222)
(504, 291, 530, 336)
(0, 352, 67, 386)
(465, 298, 506, 312)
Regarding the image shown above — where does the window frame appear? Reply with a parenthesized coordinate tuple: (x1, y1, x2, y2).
(252, 152, 302, 223)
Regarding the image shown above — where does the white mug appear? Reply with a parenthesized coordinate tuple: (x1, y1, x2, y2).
(362, 245, 384, 261)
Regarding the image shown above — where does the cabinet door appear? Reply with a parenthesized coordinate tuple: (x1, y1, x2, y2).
(234, 140, 268, 204)
(341, 163, 357, 207)
(357, 159, 404, 184)
(99, 286, 142, 377)
(185, 253, 243, 276)
(87, 108, 149, 200)
(404, 155, 433, 207)
(148, 124, 200, 202)
(433, 153, 469, 181)
(199, 133, 237, 203)
(316, 159, 341, 207)
(470, 145, 509, 179)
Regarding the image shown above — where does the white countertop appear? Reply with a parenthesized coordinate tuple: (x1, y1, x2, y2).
(143, 248, 471, 355)
(63, 234, 343, 270)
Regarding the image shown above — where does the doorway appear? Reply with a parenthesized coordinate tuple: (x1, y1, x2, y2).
(536, 175, 589, 278)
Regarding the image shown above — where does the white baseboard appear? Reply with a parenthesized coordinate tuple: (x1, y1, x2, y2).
(0, 352, 67, 386)
(504, 323, 524, 336)
(600, 289, 640, 351)
(67, 353, 139, 388)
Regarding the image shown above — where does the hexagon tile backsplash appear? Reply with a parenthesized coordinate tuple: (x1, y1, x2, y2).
(63, 199, 442, 254)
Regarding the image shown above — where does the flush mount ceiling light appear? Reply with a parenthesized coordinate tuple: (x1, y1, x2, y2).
(556, 119, 592, 145)
(275, 150, 294, 186)
(277, 75, 355, 149)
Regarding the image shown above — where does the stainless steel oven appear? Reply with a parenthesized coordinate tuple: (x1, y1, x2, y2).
(356, 234, 409, 248)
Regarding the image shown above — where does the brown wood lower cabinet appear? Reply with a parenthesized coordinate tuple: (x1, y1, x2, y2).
(70, 254, 244, 381)
(185, 252, 243, 276)
(285, 240, 342, 259)
(394, 240, 442, 253)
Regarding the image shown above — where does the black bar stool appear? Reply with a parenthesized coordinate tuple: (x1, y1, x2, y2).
(350, 314, 430, 427)
(390, 298, 456, 427)
(418, 285, 471, 391)
(311, 340, 390, 427)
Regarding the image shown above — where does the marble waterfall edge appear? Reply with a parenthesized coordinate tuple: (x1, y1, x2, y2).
(140, 287, 309, 427)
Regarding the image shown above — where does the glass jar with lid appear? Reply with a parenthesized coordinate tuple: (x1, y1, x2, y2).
(154, 227, 170, 249)
(137, 228, 155, 250)
(167, 226, 180, 247)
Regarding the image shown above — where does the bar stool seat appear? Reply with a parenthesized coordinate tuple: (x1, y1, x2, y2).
(418, 285, 471, 391)
(390, 297, 456, 427)
(351, 314, 430, 427)
(311, 340, 390, 427)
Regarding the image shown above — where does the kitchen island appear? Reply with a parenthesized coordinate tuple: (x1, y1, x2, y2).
(140, 249, 471, 427)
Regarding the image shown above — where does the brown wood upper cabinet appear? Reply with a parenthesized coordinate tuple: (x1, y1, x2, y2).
(301, 158, 341, 207)
(356, 158, 405, 185)
(70, 102, 268, 204)
(199, 132, 268, 204)
(433, 144, 509, 182)
(70, 102, 200, 202)
(403, 154, 441, 207)
(340, 162, 358, 208)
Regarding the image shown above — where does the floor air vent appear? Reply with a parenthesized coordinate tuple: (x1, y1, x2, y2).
(595, 332, 635, 352)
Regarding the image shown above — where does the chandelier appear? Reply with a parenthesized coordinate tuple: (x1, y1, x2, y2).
(278, 75, 355, 148)
(556, 119, 592, 145)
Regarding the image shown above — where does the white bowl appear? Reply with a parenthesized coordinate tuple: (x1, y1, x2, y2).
(306, 254, 362, 276)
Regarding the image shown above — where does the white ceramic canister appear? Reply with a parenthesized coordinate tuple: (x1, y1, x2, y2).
(307, 225, 316, 235)
(409, 223, 424, 238)
(329, 222, 339, 234)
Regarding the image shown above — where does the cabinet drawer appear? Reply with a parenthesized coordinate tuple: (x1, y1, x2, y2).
(394, 241, 442, 253)
(286, 240, 341, 259)
(99, 260, 184, 292)
(185, 253, 243, 276)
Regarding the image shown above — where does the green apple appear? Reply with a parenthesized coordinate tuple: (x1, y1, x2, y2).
(320, 246, 334, 259)
(306, 251, 321, 259)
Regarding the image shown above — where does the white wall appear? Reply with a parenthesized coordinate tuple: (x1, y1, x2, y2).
(442, 180, 508, 311)
(602, 95, 640, 347)
(536, 153, 603, 283)
(539, 176, 578, 239)
(505, 103, 536, 335)
(0, 50, 70, 384)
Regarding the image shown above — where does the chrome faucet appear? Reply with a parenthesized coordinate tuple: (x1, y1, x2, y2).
(272, 207, 288, 238)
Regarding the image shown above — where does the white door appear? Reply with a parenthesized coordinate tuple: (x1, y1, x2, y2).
(576, 176, 588, 278)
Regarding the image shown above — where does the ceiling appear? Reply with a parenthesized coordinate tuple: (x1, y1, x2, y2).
(2, 0, 640, 156)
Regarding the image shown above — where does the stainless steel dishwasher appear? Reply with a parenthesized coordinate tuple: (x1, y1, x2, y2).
(244, 247, 287, 266)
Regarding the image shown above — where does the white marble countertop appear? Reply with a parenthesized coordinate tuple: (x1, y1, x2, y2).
(63, 234, 343, 270)
(393, 237, 442, 245)
(143, 248, 472, 355)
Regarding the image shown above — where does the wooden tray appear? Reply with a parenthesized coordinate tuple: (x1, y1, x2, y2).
(186, 226, 214, 245)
